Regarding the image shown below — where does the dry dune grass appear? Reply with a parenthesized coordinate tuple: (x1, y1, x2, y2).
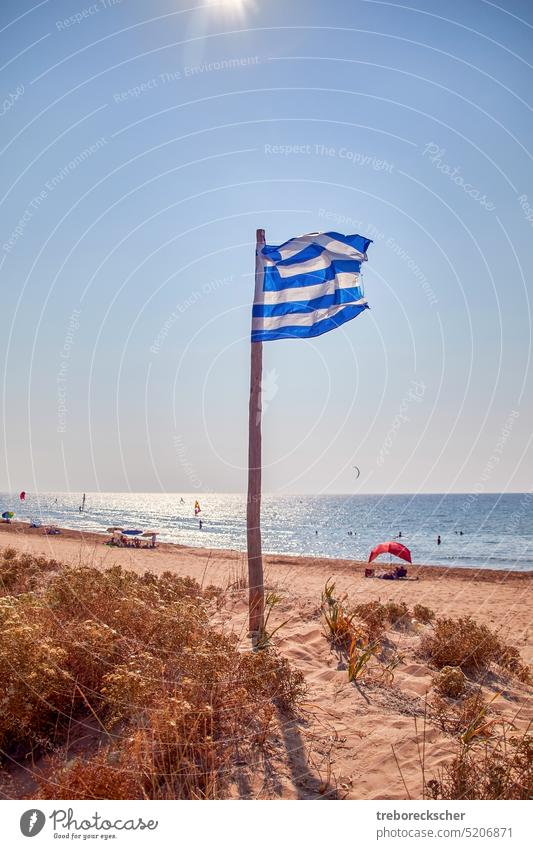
(419, 618, 532, 799)
(420, 615, 531, 682)
(425, 729, 533, 800)
(319, 578, 532, 800)
(1, 543, 531, 800)
(0, 547, 305, 799)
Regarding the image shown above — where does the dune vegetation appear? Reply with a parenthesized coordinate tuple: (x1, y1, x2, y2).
(320, 579, 532, 800)
(0, 546, 304, 799)
(0, 546, 531, 800)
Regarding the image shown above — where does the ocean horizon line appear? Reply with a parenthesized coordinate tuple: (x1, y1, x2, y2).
(2, 489, 531, 497)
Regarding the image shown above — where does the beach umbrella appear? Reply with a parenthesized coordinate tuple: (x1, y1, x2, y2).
(2, 511, 14, 519)
(368, 541, 412, 564)
(107, 527, 123, 533)
(142, 531, 158, 537)
(122, 529, 142, 535)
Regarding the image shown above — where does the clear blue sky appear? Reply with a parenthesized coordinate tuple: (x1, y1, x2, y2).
(1, 0, 532, 494)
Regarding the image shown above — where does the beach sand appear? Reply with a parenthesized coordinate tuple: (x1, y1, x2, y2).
(1, 521, 532, 800)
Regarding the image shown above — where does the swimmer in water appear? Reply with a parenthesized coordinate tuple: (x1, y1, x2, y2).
(437, 535, 441, 545)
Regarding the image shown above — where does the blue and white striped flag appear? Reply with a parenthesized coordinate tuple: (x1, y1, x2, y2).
(251, 231, 372, 342)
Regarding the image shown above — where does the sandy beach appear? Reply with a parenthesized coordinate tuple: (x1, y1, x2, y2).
(1, 521, 531, 800)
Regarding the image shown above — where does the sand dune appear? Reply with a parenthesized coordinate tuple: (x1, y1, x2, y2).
(1, 521, 531, 799)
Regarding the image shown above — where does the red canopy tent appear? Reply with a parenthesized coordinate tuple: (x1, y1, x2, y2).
(368, 541, 412, 564)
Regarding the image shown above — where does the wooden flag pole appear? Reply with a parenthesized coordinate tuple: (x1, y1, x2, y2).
(247, 228, 265, 636)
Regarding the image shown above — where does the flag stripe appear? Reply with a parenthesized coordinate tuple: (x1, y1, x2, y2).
(258, 274, 362, 305)
(252, 299, 368, 330)
(251, 303, 369, 342)
(253, 290, 366, 318)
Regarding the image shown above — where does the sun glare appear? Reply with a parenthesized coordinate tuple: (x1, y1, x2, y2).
(216, 0, 252, 17)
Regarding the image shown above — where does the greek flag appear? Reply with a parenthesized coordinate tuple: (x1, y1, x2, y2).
(251, 231, 372, 342)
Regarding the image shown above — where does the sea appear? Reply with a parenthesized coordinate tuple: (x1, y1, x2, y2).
(2, 491, 533, 572)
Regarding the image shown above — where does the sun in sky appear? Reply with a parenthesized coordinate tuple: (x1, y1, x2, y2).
(212, 0, 254, 17)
